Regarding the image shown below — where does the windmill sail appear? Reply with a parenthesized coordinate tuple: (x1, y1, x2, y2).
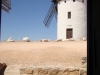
(43, 3, 54, 25)
(45, 7, 55, 28)
(43, 0, 68, 27)
(54, 5, 57, 21)
(43, 2, 58, 28)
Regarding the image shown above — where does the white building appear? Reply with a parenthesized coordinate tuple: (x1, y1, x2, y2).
(57, 0, 87, 40)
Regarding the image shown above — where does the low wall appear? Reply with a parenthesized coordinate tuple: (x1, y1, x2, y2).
(20, 57, 87, 75)
(20, 67, 86, 75)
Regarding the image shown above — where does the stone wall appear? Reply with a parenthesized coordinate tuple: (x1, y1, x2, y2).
(20, 67, 86, 75)
(20, 57, 87, 75)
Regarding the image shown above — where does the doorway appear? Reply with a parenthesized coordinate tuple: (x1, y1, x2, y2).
(66, 28, 73, 39)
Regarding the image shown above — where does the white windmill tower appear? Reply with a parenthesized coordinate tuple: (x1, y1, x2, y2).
(44, 0, 87, 41)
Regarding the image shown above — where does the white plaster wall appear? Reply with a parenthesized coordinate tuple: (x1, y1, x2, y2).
(57, 0, 87, 40)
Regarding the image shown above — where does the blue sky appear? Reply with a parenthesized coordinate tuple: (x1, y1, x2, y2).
(1, 0, 57, 41)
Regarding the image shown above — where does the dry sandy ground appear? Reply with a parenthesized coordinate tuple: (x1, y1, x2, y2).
(0, 41, 87, 74)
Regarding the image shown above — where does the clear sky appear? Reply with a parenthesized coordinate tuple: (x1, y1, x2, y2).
(1, 0, 57, 41)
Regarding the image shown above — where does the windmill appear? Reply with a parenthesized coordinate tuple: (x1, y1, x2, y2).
(43, 0, 65, 28)
(43, 0, 87, 40)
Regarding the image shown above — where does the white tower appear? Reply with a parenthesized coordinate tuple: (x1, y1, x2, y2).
(57, 0, 87, 40)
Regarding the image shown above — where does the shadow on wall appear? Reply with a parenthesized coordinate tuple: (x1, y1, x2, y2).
(0, 63, 7, 75)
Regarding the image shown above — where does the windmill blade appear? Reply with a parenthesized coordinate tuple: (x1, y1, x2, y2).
(43, 3, 54, 24)
(54, 10, 57, 21)
(43, 3, 54, 25)
(55, 5, 57, 14)
(43, 3, 55, 26)
(45, 6, 55, 28)
(47, 4, 57, 26)
(44, 3, 56, 27)
(51, 1, 58, 19)
(45, 7, 55, 28)
(54, 5, 57, 21)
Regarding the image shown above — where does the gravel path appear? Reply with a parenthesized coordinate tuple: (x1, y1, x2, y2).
(0, 41, 87, 68)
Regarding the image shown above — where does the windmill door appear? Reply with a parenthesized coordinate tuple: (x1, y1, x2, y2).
(66, 28, 73, 39)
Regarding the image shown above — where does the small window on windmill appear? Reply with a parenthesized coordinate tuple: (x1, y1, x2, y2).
(82, 0, 84, 2)
(68, 12, 71, 19)
(73, 0, 75, 2)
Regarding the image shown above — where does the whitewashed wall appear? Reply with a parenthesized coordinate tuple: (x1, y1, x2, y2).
(57, 0, 87, 40)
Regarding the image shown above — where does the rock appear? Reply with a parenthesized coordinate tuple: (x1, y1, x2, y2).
(7, 37, 15, 42)
(49, 69, 58, 75)
(56, 69, 63, 75)
(81, 57, 87, 61)
(20, 68, 34, 74)
(23, 39, 30, 42)
(39, 69, 48, 75)
(23, 37, 30, 42)
(55, 39, 62, 42)
(82, 37, 87, 41)
(25, 69, 33, 74)
(80, 68, 87, 75)
(0, 63, 7, 75)
(39, 39, 42, 42)
(62, 69, 69, 75)
(69, 70, 79, 75)
(39, 39, 50, 42)
(82, 63, 87, 68)
(33, 68, 42, 75)
(20, 68, 26, 74)
(57, 71, 63, 75)
(81, 57, 87, 68)
(44, 39, 49, 42)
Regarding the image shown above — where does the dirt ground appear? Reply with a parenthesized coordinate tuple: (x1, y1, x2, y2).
(0, 41, 87, 68)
